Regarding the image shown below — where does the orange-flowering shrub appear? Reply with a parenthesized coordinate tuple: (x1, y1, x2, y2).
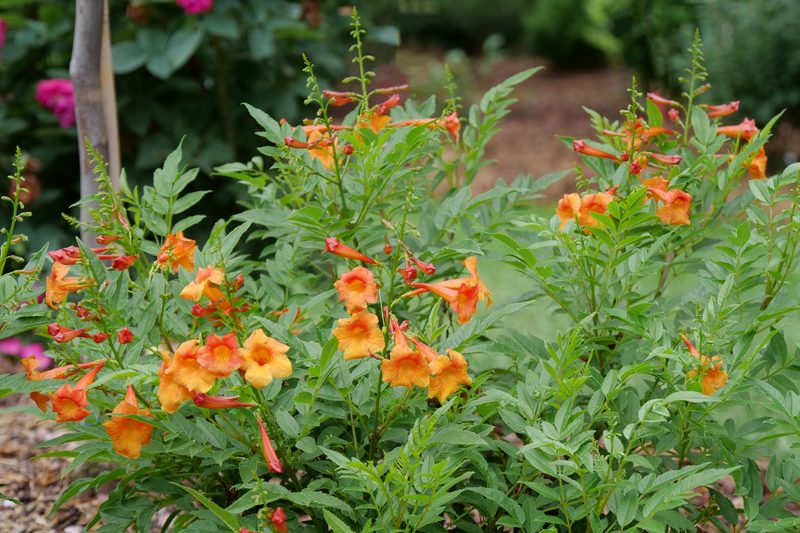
(3, 22, 800, 533)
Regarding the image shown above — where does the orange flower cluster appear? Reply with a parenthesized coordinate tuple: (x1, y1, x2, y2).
(682, 336, 728, 396)
(158, 329, 292, 413)
(157, 231, 196, 273)
(409, 257, 492, 326)
(381, 320, 472, 401)
(283, 85, 458, 170)
(556, 188, 617, 233)
(103, 385, 153, 459)
(331, 247, 482, 400)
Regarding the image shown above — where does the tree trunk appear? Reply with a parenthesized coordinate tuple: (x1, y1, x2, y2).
(71, 0, 119, 244)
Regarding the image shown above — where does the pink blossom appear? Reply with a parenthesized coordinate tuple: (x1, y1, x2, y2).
(34, 79, 76, 128)
(0, 338, 23, 355)
(0, 18, 8, 65)
(176, 0, 213, 15)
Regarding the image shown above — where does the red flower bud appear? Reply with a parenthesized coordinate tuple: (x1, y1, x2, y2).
(234, 273, 245, 291)
(284, 136, 309, 149)
(397, 260, 419, 284)
(322, 89, 357, 98)
(192, 392, 257, 409)
(271, 508, 288, 533)
(329, 97, 354, 106)
(324, 237, 378, 265)
(573, 140, 619, 161)
(92, 332, 110, 343)
(629, 161, 643, 175)
(642, 152, 682, 165)
(96, 235, 122, 244)
(668, 108, 680, 122)
(620, 151, 630, 162)
(377, 94, 402, 115)
(342, 144, 354, 155)
(112, 255, 138, 271)
(646, 92, 680, 106)
(118, 327, 133, 344)
(257, 415, 283, 473)
(409, 256, 436, 275)
(383, 243, 392, 255)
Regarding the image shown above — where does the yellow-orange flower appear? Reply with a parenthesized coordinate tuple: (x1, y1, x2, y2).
(157, 231, 196, 273)
(748, 148, 767, 180)
(104, 385, 153, 459)
(433, 257, 493, 308)
(334, 266, 378, 314)
(359, 112, 391, 134)
(49, 362, 105, 423)
(45, 262, 87, 309)
(307, 129, 337, 169)
(556, 193, 581, 231)
(31, 391, 50, 413)
(410, 280, 480, 325)
(180, 267, 225, 302)
(381, 326, 430, 389)
(197, 332, 244, 377)
(164, 340, 216, 393)
(717, 118, 758, 141)
(642, 176, 670, 204)
(556, 190, 616, 234)
(428, 349, 472, 402)
(333, 312, 385, 361)
(158, 351, 193, 413)
(240, 329, 293, 388)
(578, 191, 615, 231)
(648, 188, 692, 226)
(683, 336, 728, 396)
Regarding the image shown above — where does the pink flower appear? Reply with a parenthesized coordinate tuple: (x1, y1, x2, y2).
(0, 337, 52, 368)
(34, 80, 76, 128)
(0, 338, 23, 356)
(176, 0, 213, 15)
(0, 18, 8, 64)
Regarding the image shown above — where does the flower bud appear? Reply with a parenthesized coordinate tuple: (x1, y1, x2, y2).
(118, 327, 134, 344)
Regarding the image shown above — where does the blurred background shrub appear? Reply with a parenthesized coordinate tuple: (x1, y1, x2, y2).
(0, 0, 394, 255)
(1, 0, 799, 259)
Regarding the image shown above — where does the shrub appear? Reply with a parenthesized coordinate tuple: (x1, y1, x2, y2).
(3, 19, 800, 533)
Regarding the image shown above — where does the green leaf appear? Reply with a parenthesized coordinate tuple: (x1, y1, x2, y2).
(749, 179, 770, 203)
(112, 41, 146, 74)
(323, 510, 356, 533)
(429, 428, 487, 447)
(709, 488, 738, 526)
(166, 29, 204, 71)
(173, 215, 206, 233)
(172, 190, 210, 215)
(221, 222, 252, 256)
(244, 104, 282, 145)
(275, 409, 300, 437)
(466, 487, 525, 524)
(664, 391, 720, 404)
(284, 491, 352, 513)
(173, 483, 240, 532)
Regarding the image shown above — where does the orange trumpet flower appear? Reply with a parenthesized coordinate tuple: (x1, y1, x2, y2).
(157, 231, 196, 273)
(257, 415, 282, 473)
(572, 140, 619, 161)
(701, 101, 739, 117)
(45, 263, 87, 309)
(333, 312, 386, 361)
(410, 279, 479, 325)
(48, 323, 92, 343)
(648, 188, 692, 226)
(381, 323, 430, 389)
(180, 267, 226, 302)
(197, 332, 244, 377)
(717, 118, 758, 141)
(103, 385, 153, 459)
(158, 351, 193, 413)
(164, 339, 216, 393)
(334, 266, 378, 314)
(324, 237, 378, 265)
(747, 148, 767, 180)
(50, 361, 106, 423)
(426, 347, 472, 403)
(642, 176, 670, 204)
(647, 92, 680, 106)
(22, 356, 100, 382)
(240, 329, 293, 388)
(682, 336, 728, 396)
